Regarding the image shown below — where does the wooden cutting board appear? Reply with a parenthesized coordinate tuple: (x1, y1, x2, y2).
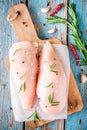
(6, 3, 84, 128)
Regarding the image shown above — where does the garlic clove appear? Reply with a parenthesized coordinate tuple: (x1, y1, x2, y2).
(48, 26, 57, 34)
(41, 6, 50, 13)
(80, 73, 87, 84)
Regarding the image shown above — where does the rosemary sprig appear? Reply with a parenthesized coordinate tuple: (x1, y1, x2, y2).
(13, 48, 22, 56)
(45, 83, 53, 88)
(18, 82, 26, 92)
(49, 63, 58, 75)
(50, 63, 56, 69)
(47, 3, 87, 64)
(51, 102, 60, 106)
(48, 93, 60, 106)
(27, 111, 40, 122)
(19, 73, 26, 79)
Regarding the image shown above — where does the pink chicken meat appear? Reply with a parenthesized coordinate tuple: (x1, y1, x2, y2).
(9, 41, 38, 109)
(37, 42, 67, 114)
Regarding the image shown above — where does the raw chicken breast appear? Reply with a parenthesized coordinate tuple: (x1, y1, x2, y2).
(9, 41, 38, 109)
(37, 41, 67, 114)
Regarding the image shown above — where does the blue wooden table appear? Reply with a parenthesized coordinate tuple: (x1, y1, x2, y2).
(0, 0, 87, 130)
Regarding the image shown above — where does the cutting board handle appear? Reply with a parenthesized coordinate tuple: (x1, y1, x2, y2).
(8, 4, 39, 42)
(8, 3, 61, 44)
(7, 3, 84, 128)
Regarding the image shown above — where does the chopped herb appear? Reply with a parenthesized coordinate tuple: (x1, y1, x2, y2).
(27, 111, 40, 122)
(50, 63, 56, 70)
(18, 82, 26, 92)
(48, 93, 60, 106)
(48, 93, 54, 104)
(51, 102, 60, 106)
(13, 49, 22, 56)
(51, 70, 58, 75)
(50, 63, 58, 75)
(27, 113, 34, 119)
(19, 73, 26, 79)
(45, 83, 53, 88)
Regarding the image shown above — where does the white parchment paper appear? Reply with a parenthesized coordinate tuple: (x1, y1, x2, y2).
(10, 44, 70, 121)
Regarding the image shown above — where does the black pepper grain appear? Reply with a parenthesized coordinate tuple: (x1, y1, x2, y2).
(23, 22, 26, 24)
(12, 59, 15, 62)
(22, 61, 25, 63)
(53, 58, 56, 60)
(52, 86, 54, 88)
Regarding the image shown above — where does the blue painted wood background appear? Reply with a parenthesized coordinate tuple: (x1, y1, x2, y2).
(0, 0, 87, 130)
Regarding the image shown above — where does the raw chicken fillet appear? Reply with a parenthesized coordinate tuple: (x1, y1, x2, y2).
(9, 41, 38, 109)
(37, 42, 67, 114)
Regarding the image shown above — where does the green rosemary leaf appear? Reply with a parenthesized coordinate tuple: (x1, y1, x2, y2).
(18, 82, 26, 92)
(50, 63, 58, 75)
(51, 70, 58, 75)
(80, 62, 87, 66)
(13, 48, 22, 56)
(19, 73, 26, 79)
(48, 94, 52, 103)
(48, 93, 54, 103)
(51, 93, 54, 102)
(68, 4, 78, 29)
(48, 93, 60, 106)
(50, 63, 56, 70)
(27, 113, 34, 119)
(71, 32, 78, 38)
(34, 111, 40, 121)
(47, 16, 68, 24)
(27, 111, 40, 121)
(45, 83, 53, 88)
(51, 102, 60, 106)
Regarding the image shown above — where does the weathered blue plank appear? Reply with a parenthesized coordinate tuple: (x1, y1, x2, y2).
(65, 0, 87, 130)
(0, 0, 26, 130)
(1, 0, 87, 130)
(28, 0, 67, 43)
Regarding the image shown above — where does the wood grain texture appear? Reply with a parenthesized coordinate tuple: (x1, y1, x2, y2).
(5, 1, 83, 130)
(0, 0, 86, 130)
(25, 122, 37, 130)
(65, 0, 87, 130)
(6, 0, 83, 129)
(68, 70, 83, 115)
(56, 120, 64, 130)
(0, 0, 25, 130)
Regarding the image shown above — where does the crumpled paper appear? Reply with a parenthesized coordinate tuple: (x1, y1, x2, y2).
(10, 44, 70, 121)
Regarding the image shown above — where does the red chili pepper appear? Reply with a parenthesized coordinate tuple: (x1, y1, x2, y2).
(69, 44, 79, 66)
(50, 3, 64, 16)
